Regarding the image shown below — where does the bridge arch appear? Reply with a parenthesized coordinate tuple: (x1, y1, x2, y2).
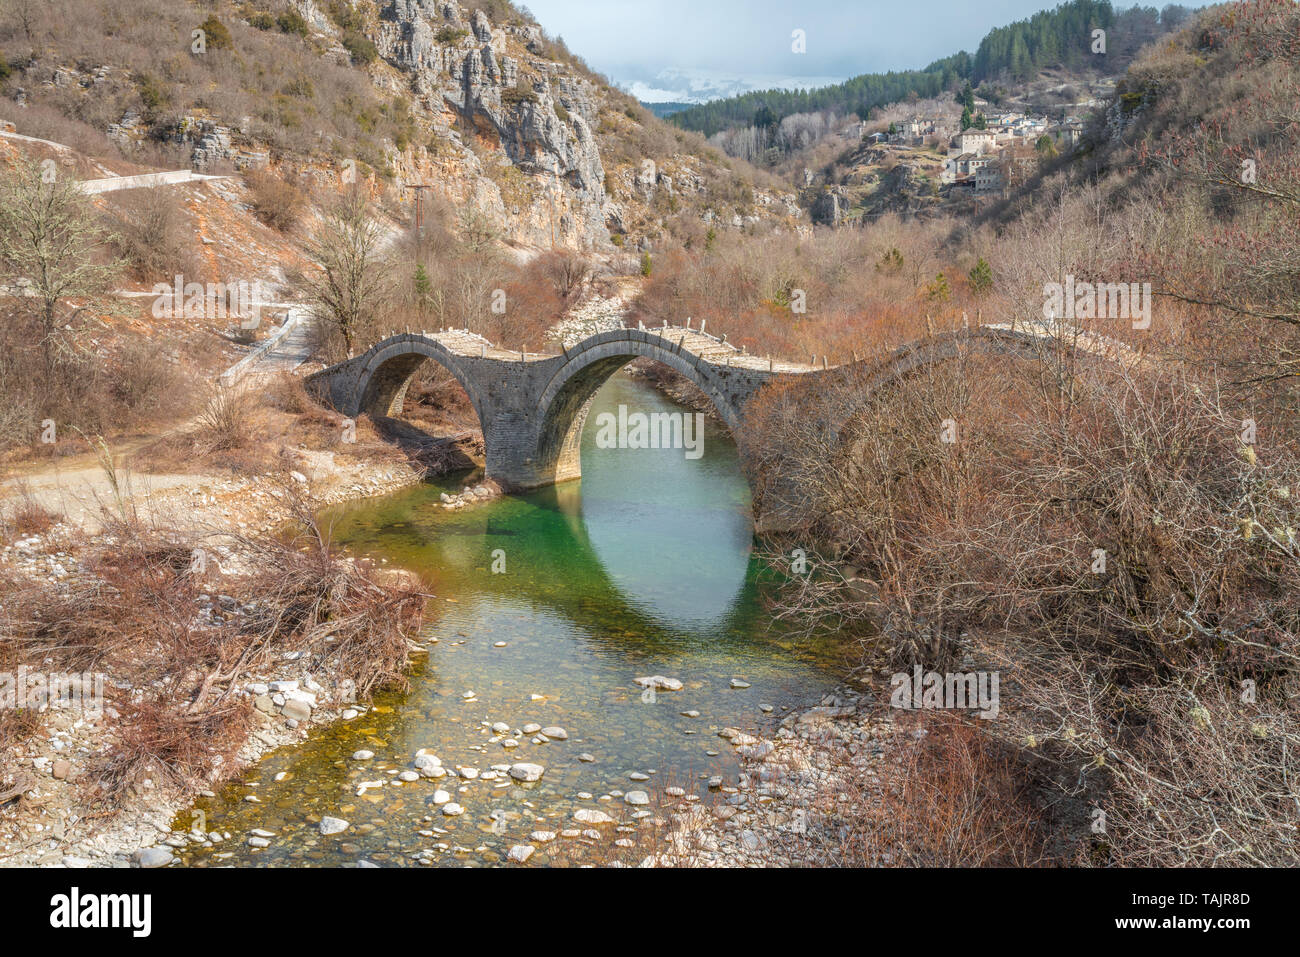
(534, 330, 745, 485)
(748, 324, 1137, 530)
(352, 334, 489, 434)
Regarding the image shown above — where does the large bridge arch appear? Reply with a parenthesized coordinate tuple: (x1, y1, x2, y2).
(828, 324, 1135, 437)
(533, 330, 748, 485)
(747, 324, 1140, 531)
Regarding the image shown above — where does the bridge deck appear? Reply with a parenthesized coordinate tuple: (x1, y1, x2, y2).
(420, 324, 820, 373)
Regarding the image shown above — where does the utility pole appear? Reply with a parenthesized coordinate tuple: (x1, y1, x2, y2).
(404, 182, 434, 233)
(405, 182, 434, 316)
(549, 167, 559, 248)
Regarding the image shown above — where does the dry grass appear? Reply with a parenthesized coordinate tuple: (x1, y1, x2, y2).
(0, 488, 429, 806)
(0, 484, 59, 543)
(195, 385, 255, 453)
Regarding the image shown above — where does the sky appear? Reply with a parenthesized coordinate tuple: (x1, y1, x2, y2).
(521, 0, 1218, 102)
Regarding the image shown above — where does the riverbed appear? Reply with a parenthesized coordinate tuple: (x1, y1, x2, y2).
(172, 372, 846, 866)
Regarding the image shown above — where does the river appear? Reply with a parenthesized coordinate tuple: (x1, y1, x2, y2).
(172, 371, 845, 866)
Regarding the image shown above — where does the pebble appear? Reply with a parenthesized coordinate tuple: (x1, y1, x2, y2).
(507, 845, 535, 863)
(320, 817, 349, 836)
(508, 763, 545, 782)
(414, 754, 443, 775)
(133, 847, 173, 868)
(634, 676, 683, 691)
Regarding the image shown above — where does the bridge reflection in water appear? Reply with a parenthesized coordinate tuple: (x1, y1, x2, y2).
(323, 372, 791, 657)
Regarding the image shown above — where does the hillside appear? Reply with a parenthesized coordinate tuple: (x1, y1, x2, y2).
(0, 0, 799, 256)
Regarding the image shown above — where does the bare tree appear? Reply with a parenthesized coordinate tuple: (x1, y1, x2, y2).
(303, 190, 391, 358)
(2, 0, 43, 40)
(537, 248, 592, 304)
(0, 159, 119, 370)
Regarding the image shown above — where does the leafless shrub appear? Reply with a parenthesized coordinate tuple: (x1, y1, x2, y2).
(244, 168, 309, 232)
(0, 490, 427, 806)
(108, 341, 187, 416)
(106, 187, 201, 282)
(93, 695, 252, 802)
(230, 485, 426, 698)
(799, 715, 1053, 867)
(263, 371, 314, 414)
(0, 483, 58, 541)
(749, 340, 1300, 864)
(195, 385, 254, 453)
(535, 248, 592, 304)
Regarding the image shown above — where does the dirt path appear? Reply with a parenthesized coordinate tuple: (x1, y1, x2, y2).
(1, 311, 319, 532)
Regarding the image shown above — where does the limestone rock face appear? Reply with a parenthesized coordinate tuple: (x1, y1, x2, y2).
(376, 0, 608, 249)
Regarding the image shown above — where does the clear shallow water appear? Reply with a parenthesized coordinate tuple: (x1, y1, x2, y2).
(173, 373, 845, 866)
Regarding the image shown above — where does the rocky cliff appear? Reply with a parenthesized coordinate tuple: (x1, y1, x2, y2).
(372, 0, 609, 249)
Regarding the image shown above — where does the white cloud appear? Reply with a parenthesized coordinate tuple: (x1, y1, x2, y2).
(628, 68, 849, 104)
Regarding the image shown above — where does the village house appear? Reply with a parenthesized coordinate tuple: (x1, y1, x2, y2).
(1052, 121, 1085, 148)
(974, 164, 1003, 194)
(956, 129, 997, 155)
(997, 144, 1039, 188)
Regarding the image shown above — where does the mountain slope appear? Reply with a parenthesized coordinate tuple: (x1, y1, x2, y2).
(0, 0, 798, 253)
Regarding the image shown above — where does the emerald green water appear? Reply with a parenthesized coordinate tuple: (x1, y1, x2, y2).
(173, 373, 845, 866)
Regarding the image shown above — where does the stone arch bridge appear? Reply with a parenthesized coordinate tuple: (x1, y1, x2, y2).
(307, 321, 1132, 492)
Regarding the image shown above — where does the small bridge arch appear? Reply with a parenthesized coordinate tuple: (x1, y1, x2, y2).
(353, 335, 486, 422)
